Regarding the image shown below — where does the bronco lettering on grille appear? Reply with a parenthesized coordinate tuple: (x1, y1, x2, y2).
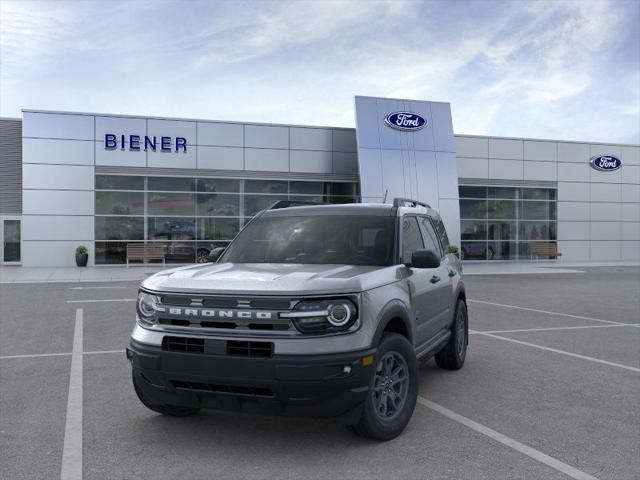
(166, 308, 273, 320)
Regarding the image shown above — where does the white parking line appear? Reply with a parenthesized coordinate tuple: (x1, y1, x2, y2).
(470, 323, 640, 335)
(60, 308, 83, 480)
(468, 299, 625, 325)
(83, 349, 126, 355)
(66, 298, 136, 304)
(475, 331, 640, 373)
(0, 349, 125, 360)
(68, 286, 128, 290)
(417, 397, 598, 480)
(0, 352, 72, 360)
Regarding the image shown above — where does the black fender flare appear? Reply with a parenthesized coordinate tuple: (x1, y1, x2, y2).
(371, 299, 414, 347)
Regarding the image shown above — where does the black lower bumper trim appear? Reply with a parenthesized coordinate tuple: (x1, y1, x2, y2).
(128, 338, 375, 419)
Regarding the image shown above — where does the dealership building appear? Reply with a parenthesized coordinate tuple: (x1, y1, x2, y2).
(0, 95, 638, 267)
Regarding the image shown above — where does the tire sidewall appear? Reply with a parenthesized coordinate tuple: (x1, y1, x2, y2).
(454, 300, 468, 366)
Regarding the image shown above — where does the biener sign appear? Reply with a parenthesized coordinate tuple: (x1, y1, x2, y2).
(104, 134, 188, 152)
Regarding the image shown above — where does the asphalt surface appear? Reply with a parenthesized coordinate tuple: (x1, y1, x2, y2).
(1, 266, 639, 479)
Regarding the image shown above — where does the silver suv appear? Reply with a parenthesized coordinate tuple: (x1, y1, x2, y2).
(127, 198, 468, 440)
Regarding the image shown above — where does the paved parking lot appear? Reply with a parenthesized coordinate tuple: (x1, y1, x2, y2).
(1, 266, 639, 480)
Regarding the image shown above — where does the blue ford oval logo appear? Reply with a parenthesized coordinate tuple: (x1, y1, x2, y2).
(590, 155, 622, 172)
(384, 112, 427, 131)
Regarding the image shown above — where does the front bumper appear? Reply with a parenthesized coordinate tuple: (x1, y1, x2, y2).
(128, 337, 376, 420)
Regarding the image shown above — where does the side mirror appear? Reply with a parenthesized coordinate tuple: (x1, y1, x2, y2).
(208, 247, 226, 263)
(406, 249, 440, 269)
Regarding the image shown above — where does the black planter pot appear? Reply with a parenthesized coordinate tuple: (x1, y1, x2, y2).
(75, 253, 88, 267)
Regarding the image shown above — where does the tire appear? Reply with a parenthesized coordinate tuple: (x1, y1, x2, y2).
(132, 371, 200, 417)
(196, 248, 210, 263)
(435, 300, 468, 370)
(348, 333, 418, 441)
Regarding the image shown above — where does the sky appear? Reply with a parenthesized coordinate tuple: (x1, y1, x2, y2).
(1, 0, 639, 143)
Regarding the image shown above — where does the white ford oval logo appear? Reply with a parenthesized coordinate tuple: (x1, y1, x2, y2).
(384, 112, 427, 131)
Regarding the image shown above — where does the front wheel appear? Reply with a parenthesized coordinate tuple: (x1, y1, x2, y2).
(435, 299, 468, 370)
(348, 333, 418, 441)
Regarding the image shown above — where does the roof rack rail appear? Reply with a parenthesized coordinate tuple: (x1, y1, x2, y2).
(269, 200, 328, 210)
(392, 197, 431, 209)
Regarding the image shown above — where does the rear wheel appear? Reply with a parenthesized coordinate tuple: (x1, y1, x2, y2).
(435, 299, 468, 370)
(196, 248, 210, 263)
(132, 371, 200, 417)
(348, 333, 418, 441)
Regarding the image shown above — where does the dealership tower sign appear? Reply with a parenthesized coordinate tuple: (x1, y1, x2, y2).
(384, 112, 427, 131)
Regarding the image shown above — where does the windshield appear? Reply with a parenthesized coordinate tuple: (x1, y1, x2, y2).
(220, 215, 395, 266)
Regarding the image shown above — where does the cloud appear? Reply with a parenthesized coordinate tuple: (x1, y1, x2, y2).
(0, 0, 637, 143)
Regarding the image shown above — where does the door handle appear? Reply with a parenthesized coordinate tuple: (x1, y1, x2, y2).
(430, 275, 441, 284)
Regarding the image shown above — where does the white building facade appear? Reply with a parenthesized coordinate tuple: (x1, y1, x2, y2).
(0, 95, 637, 266)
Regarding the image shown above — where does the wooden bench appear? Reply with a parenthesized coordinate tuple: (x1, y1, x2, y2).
(530, 242, 562, 260)
(126, 244, 165, 266)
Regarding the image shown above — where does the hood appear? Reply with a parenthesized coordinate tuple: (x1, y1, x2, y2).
(141, 262, 400, 296)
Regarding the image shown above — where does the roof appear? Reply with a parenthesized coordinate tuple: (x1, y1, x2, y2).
(261, 203, 396, 217)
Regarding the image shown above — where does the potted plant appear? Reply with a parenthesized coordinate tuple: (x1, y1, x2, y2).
(448, 245, 460, 259)
(75, 245, 88, 267)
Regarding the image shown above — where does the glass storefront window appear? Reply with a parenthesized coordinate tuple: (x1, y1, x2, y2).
(95, 241, 130, 264)
(521, 201, 556, 220)
(95, 176, 359, 264)
(95, 216, 144, 240)
(148, 176, 195, 192)
(148, 217, 196, 241)
(522, 188, 556, 201)
(245, 179, 288, 194)
(459, 185, 556, 260)
(290, 181, 326, 195)
(95, 191, 144, 215)
(197, 178, 240, 193)
(461, 220, 487, 240)
(197, 218, 240, 240)
(487, 221, 516, 240)
(148, 192, 196, 216)
(244, 194, 289, 216)
(487, 200, 516, 219)
(95, 175, 144, 190)
(487, 187, 516, 199)
(460, 199, 487, 219)
(459, 186, 487, 199)
(196, 193, 240, 216)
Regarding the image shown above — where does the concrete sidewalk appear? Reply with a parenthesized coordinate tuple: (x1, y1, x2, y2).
(1, 261, 638, 284)
(0, 265, 168, 284)
(462, 260, 640, 275)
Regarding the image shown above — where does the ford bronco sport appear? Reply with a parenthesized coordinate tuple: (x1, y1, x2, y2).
(128, 198, 468, 440)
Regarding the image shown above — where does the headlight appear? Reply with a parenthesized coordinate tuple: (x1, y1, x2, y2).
(281, 298, 358, 333)
(136, 291, 161, 326)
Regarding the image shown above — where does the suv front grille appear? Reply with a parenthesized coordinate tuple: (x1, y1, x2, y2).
(163, 336, 204, 353)
(155, 294, 297, 334)
(227, 340, 273, 357)
(171, 380, 274, 398)
(162, 336, 274, 357)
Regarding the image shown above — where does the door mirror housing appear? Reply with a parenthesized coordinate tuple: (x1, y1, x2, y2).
(208, 247, 226, 263)
(406, 249, 440, 269)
